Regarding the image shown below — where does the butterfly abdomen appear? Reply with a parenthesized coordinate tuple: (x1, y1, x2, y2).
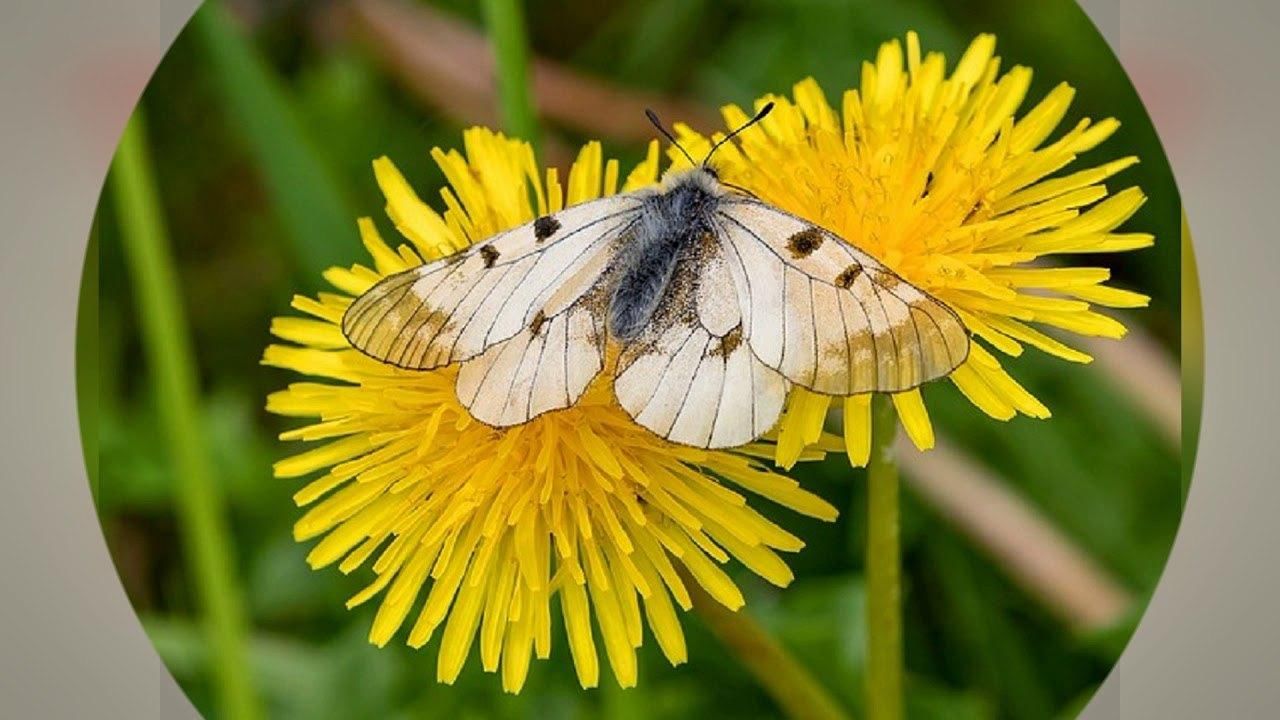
(607, 228, 685, 341)
(607, 174, 720, 341)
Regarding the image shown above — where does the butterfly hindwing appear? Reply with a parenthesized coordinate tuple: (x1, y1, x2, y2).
(342, 196, 642, 370)
(614, 242, 788, 448)
(456, 291, 607, 427)
(713, 198, 969, 394)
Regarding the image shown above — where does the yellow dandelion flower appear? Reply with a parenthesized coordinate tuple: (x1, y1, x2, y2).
(673, 32, 1153, 467)
(263, 128, 838, 693)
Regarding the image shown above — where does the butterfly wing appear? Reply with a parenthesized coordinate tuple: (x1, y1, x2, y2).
(456, 277, 611, 427)
(713, 198, 969, 395)
(614, 238, 788, 448)
(342, 196, 642, 371)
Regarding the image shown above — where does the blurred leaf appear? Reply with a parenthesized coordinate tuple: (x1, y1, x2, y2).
(574, 0, 712, 92)
(1055, 686, 1098, 720)
(97, 388, 277, 514)
(191, 1, 359, 283)
(247, 535, 349, 622)
(697, 0, 962, 106)
(906, 681, 993, 720)
(97, 400, 171, 511)
(1180, 216, 1202, 502)
(1074, 600, 1144, 663)
(145, 615, 329, 718)
(292, 50, 451, 218)
(78, 225, 100, 503)
(917, 526, 1056, 719)
(761, 575, 867, 710)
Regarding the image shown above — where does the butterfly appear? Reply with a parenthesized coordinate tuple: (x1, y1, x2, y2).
(342, 104, 970, 449)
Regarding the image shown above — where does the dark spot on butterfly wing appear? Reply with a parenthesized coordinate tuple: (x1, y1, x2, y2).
(708, 324, 743, 358)
(874, 272, 900, 291)
(835, 264, 863, 289)
(529, 309, 548, 337)
(786, 227, 824, 259)
(479, 245, 500, 268)
(534, 215, 561, 242)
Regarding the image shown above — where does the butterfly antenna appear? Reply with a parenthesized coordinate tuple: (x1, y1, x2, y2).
(702, 101, 775, 166)
(645, 108, 698, 167)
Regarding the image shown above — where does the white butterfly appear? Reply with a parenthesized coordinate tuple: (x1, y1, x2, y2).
(342, 104, 970, 448)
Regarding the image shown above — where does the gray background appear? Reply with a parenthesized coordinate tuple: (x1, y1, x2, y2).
(0, 0, 1273, 717)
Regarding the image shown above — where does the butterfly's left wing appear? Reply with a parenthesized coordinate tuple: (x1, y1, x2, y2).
(614, 237, 788, 448)
(713, 198, 969, 395)
(344, 195, 644, 427)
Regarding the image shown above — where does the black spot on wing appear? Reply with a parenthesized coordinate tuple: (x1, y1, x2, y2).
(786, 227, 824, 259)
(708, 323, 743, 358)
(534, 215, 561, 241)
(479, 245, 500, 268)
(835, 264, 863, 289)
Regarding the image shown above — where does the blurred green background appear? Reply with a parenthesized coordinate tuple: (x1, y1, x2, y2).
(81, 0, 1185, 718)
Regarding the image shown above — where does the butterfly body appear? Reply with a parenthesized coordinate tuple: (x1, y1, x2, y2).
(609, 168, 724, 341)
(343, 163, 969, 448)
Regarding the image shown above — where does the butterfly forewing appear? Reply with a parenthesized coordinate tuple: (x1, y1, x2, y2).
(342, 195, 642, 371)
(715, 198, 969, 394)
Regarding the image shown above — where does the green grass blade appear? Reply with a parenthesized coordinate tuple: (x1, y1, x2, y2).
(481, 0, 540, 146)
(111, 110, 262, 720)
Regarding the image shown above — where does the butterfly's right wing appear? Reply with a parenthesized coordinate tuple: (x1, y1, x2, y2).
(342, 196, 642, 371)
(713, 199, 970, 395)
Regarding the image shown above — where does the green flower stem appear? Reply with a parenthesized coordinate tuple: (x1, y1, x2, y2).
(111, 111, 261, 720)
(481, 0, 540, 147)
(865, 395, 903, 720)
(685, 572, 850, 720)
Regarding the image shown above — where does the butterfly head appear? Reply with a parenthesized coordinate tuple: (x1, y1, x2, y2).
(643, 102, 775, 175)
(657, 164, 726, 196)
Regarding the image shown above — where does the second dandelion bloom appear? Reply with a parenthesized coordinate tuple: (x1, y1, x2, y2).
(675, 32, 1152, 467)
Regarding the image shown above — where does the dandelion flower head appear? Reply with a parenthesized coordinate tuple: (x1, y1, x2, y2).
(673, 32, 1153, 467)
(263, 131, 839, 692)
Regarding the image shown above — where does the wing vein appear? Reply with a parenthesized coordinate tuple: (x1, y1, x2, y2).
(712, 216, 754, 320)
(388, 293, 432, 367)
(837, 284, 853, 394)
(360, 281, 417, 349)
(484, 206, 640, 268)
(346, 271, 416, 342)
(868, 281, 900, 379)
(669, 335, 712, 437)
(717, 209, 864, 285)
(639, 327, 700, 419)
(807, 279, 819, 387)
